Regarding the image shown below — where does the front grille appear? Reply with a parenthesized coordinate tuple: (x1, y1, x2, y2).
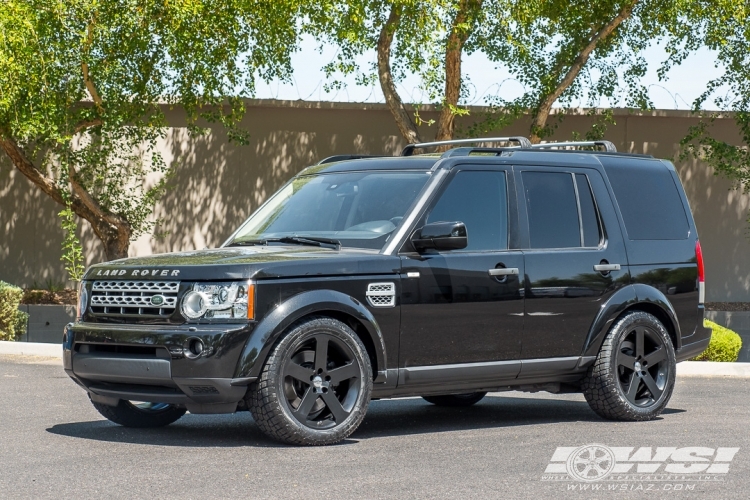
(366, 282, 396, 308)
(90, 281, 180, 318)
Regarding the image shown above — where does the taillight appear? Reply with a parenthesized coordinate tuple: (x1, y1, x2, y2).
(696, 240, 705, 304)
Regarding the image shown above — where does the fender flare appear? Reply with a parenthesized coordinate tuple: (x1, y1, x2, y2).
(233, 289, 387, 382)
(582, 284, 682, 357)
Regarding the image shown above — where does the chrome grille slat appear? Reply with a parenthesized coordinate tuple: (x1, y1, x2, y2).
(90, 280, 180, 318)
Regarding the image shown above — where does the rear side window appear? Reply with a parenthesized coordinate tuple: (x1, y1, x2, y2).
(427, 170, 508, 251)
(523, 172, 579, 248)
(603, 161, 689, 240)
(576, 174, 602, 247)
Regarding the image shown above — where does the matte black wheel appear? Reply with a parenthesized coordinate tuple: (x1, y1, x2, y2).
(583, 311, 676, 421)
(90, 398, 187, 428)
(422, 392, 487, 407)
(247, 317, 372, 445)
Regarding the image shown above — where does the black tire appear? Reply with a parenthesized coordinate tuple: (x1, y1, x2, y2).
(582, 311, 676, 421)
(422, 392, 487, 407)
(247, 316, 373, 446)
(90, 398, 187, 428)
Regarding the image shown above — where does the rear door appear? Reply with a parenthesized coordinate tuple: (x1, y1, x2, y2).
(516, 166, 629, 361)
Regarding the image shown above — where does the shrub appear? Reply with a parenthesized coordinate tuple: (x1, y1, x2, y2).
(0, 281, 27, 341)
(692, 320, 743, 362)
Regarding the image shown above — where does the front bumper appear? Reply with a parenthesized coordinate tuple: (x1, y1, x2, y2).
(63, 321, 257, 414)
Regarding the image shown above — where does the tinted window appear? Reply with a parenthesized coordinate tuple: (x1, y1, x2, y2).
(523, 172, 580, 249)
(427, 171, 508, 251)
(230, 172, 429, 249)
(603, 160, 689, 240)
(576, 174, 602, 247)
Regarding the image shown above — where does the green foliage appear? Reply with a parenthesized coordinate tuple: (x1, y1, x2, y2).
(671, 1, 750, 226)
(306, 1, 674, 142)
(0, 1, 301, 255)
(0, 281, 26, 341)
(692, 319, 743, 362)
(59, 202, 85, 283)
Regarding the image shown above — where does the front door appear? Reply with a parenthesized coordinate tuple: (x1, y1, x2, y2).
(399, 167, 524, 382)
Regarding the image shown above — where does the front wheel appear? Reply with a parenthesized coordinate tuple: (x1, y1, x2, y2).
(247, 317, 373, 445)
(582, 311, 676, 421)
(91, 398, 187, 428)
(422, 392, 487, 407)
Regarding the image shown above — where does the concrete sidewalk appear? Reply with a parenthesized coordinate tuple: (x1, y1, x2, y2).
(2, 341, 750, 377)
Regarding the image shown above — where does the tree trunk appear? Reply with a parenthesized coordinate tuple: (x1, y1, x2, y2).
(434, 0, 483, 149)
(528, 1, 638, 144)
(377, 5, 422, 145)
(0, 131, 132, 262)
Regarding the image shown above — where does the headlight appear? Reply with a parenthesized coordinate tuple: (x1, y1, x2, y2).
(181, 281, 254, 320)
(76, 281, 88, 321)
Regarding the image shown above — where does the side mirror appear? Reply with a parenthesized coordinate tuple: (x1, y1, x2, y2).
(412, 221, 468, 252)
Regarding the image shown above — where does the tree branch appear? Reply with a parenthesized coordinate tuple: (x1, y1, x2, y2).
(529, 0, 638, 143)
(377, 5, 422, 145)
(0, 129, 130, 259)
(81, 20, 104, 114)
(74, 118, 102, 134)
(435, 0, 483, 145)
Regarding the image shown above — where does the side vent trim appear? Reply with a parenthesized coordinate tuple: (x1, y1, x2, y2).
(366, 282, 396, 308)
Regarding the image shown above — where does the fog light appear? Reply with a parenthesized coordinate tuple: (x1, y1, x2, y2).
(185, 338, 205, 358)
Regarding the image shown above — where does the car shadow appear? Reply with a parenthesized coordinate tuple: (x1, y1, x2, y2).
(46, 394, 682, 447)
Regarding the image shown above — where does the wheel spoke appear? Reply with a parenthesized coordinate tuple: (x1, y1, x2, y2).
(644, 347, 666, 366)
(635, 328, 645, 358)
(641, 372, 663, 401)
(321, 391, 349, 423)
(625, 371, 640, 402)
(285, 361, 314, 383)
(618, 353, 636, 369)
(328, 361, 360, 384)
(314, 336, 329, 372)
(293, 387, 319, 419)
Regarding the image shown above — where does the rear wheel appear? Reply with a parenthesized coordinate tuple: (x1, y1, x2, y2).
(90, 398, 186, 428)
(582, 311, 676, 421)
(247, 317, 372, 445)
(422, 392, 487, 407)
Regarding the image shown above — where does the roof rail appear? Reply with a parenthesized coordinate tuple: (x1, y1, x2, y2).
(401, 136, 532, 156)
(316, 154, 386, 165)
(531, 140, 617, 152)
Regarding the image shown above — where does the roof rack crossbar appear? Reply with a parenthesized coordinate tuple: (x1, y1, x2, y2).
(531, 140, 617, 152)
(401, 136, 532, 156)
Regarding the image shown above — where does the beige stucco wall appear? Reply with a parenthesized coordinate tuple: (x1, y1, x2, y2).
(1, 100, 748, 301)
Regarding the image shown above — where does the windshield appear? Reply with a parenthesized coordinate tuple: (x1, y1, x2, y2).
(228, 171, 431, 250)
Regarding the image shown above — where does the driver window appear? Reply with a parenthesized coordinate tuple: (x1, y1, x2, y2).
(426, 170, 508, 251)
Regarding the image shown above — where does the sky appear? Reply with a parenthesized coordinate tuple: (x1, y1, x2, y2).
(254, 35, 724, 111)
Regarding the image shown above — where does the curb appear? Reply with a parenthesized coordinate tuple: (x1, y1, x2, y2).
(0, 341, 62, 358)
(1, 342, 749, 377)
(677, 360, 750, 378)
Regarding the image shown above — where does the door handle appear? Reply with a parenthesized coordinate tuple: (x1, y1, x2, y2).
(593, 263, 621, 272)
(488, 268, 519, 276)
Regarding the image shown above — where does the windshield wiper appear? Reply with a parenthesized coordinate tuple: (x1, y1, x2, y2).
(226, 239, 267, 247)
(272, 236, 341, 249)
(227, 236, 341, 249)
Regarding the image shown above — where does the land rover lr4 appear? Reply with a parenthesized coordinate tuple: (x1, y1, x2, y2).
(63, 137, 711, 445)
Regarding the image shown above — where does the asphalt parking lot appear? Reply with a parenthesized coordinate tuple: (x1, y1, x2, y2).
(1, 354, 748, 499)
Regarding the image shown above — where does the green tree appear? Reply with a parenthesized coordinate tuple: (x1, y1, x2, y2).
(306, 0, 674, 146)
(0, 0, 300, 261)
(472, 0, 677, 143)
(674, 0, 750, 225)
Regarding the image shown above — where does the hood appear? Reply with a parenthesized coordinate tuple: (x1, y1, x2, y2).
(84, 246, 400, 281)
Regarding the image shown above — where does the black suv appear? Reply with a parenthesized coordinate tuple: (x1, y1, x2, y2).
(63, 137, 711, 445)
